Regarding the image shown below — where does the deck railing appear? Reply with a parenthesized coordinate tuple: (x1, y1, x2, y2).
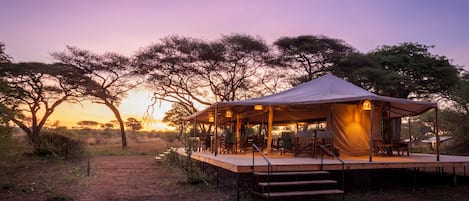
(318, 144, 346, 199)
(252, 143, 272, 200)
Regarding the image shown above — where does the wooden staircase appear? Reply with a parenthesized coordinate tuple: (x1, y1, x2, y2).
(252, 170, 344, 199)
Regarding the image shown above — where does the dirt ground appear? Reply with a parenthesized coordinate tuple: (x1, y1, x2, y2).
(78, 155, 229, 201)
(0, 155, 230, 201)
(3, 154, 469, 201)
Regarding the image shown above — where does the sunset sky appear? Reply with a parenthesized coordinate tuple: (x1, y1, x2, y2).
(1, 0, 468, 130)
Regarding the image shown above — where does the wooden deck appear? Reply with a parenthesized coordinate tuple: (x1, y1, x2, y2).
(181, 149, 469, 173)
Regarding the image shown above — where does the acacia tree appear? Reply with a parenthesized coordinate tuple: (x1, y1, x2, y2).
(334, 42, 460, 99)
(446, 72, 469, 114)
(53, 47, 140, 148)
(0, 42, 11, 63)
(273, 35, 355, 85)
(77, 120, 101, 129)
(135, 34, 273, 136)
(135, 34, 272, 117)
(0, 43, 14, 140)
(333, 42, 461, 142)
(0, 62, 83, 150)
(162, 103, 192, 135)
(125, 117, 143, 132)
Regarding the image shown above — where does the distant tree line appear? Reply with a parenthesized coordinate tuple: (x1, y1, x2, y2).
(1, 33, 468, 154)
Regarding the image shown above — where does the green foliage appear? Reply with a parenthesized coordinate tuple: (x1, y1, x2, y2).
(160, 132, 180, 144)
(125, 117, 143, 132)
(53, 46, 141, 149)
(446, 72, 469, 114)
(400, 117, 433, 143)
(281, 132, 293, 150)
(33, 130, 85, 159)
(135, 34, 272, 118)
(163, 103, 191, 135)
(0, 125, 12, 141)
(334, 42, 460, 99)
(273, 35, 355, 85)
(224, 129, 235, 145)
(0, 62, 88, 153)
(244, 127, 256, 137)
(410, 109, 469, 154)
(0, 42, 12, 63)
(76, 120, 101, 128)
(165, 148, 206, 185)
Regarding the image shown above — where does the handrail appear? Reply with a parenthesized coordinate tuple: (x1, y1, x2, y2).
(252, 143, 272, 200)
(318, 144, 346, 200)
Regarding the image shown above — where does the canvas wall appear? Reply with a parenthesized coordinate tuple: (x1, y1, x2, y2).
(331, 103, 382, 156)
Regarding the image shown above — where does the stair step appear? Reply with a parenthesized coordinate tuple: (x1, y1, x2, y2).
(258, 179, 337, 187)
(260, 189, 344, 198)
(254, 171, 329, 176)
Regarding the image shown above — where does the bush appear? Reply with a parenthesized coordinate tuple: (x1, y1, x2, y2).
(165, 143, 206, 185)
(161, 132, 180, 143)
(33, 130, 85, 159)
(0, 125, 12, 142)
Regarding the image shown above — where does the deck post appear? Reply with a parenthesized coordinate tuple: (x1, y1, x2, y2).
(193, 116, 197, 151)
(236, 173, 240, 201)
(453, 166, 457, 186)
(215, 104, 219, 156)
(435, 106, 440, 161)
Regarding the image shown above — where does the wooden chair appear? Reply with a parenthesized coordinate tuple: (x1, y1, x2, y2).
(292, 131, 314, 157)
(313, 130, 338, 158)
(391, 139, 409, 156)
(373, 139, 389, 156)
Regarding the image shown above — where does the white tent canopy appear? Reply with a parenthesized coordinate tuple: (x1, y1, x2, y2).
(187, 74, 438, 157)
(187, 74, 436, 123)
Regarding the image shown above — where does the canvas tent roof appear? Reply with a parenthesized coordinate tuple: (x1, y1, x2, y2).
(187, 74, 436, 122)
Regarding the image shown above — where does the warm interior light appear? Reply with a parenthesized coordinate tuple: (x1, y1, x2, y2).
(362, 100, 372, 111)
(254, 105, 263, 110)
(225, 110, 233, 118)
(208, 115, 214, 123)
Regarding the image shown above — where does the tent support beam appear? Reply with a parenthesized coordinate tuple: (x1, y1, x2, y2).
(265, 106, 273, 153)
(369, 102, 374, 162)
(236, 115, 241, 153)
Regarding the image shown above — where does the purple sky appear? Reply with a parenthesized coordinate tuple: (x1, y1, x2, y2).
(1, 0, 468, 129)
(1, 0, 468, 69)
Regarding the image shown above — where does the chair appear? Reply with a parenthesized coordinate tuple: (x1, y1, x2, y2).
(292, 131, 314, 157)
(373, 139, 388, 156)
(391, 139, 409, 156)
(313, 130, 337, 158)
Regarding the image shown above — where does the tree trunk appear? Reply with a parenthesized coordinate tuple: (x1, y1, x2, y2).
(105, 101, 127, 149)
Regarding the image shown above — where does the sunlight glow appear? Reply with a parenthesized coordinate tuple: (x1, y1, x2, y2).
(50, 89, 174, 131)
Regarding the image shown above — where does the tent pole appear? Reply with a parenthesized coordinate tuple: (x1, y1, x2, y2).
(369, 102, 374, 162)
(236, 115, 241, 153)
(194, 116, 197, 151)
(266, 105, 273, 153)
(408, 116, 412, 155)
(435, 106, 440, 161)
